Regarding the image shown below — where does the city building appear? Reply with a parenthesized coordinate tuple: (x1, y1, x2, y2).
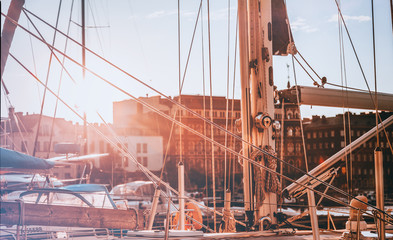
(113, 95, 243, 190)
(0, 108, 83, 179)
(303, 111, 393, 197)
(275, 100, 393, 199)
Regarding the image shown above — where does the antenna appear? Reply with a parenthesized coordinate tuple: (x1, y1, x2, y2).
(286, 63, 291, 89)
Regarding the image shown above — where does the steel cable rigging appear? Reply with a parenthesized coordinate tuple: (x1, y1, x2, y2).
(4, 8, 393, 221)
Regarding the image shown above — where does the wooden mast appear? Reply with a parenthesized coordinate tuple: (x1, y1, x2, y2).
(238, 0, 277, 228)
(1, 0, 25, 79)
(256, 0, 277, 225)
(237, 0, 254, 229)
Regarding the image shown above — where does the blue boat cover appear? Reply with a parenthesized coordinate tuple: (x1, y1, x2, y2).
(0, 147, 55, 170)
(61, 184, 109, 193)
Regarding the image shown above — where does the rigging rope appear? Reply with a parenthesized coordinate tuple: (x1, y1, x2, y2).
(207, 0, 217, 231)
(200, 4, 209, 228)
(224, 0, 231, 193)
(7, 11, 393, 219)
(337, 2, 351, 198)
(177, 0, 183, 167)
(332, 0, 376, 105)
(292, 55, 320, 87)
(230, 11, 239, 196)
(47, 0, 75, 159)
(87, 0, 106, 57)
(24, 2, 41, 106)
(30, 0, 63, 157)
(291, 56, 309, 173)
(9, 51, 393, 225)
(180, 0, 203, 91)
(371, 0, 380, 147)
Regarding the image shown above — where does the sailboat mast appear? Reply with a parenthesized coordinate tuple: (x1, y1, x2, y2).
(1, 0, 25, 79)
(252, 0, 277, 226)
(238, 0, 277, 228)
(237, 0, 254, 228)
(81, 0, 86, 80)
(81, 0, 88, 156)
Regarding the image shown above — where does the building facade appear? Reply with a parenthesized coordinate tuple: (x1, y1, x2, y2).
(274, 101, 393, 199)
(113, 95, 243, 191)
(0, 108, 83, 179)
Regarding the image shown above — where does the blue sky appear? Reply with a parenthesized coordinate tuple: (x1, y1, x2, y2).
(1, 0, 392, 124)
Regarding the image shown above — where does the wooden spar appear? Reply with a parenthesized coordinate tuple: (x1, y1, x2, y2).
(279, 85, 393, 112)
(237, 0, 254, 228)
(255, 0, 277, 225)
(238, 0, 278, 227)
(0, 201, 138, 229)
(1, 0, 25, 79)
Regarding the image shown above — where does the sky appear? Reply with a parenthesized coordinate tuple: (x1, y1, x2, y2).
(1, 0, 393, 124)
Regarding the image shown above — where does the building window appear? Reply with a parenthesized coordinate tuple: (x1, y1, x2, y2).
(137, 143, 141, 153)
(295, 143, 301, 152)
(40, 125, 50, 136)
(35, 141, 40, 152)
(287, 111, 293, 119)
(90, 141, 95, 152)
(294, 110, 300, 119)
(313, 132, 317, 139)
(124, 158, 129, 167)
(44, 141, 50, 152)
(319, 143, 322, 149)
(324, 131, 328, 138)
(331, 130, 335, 137)
(295, 127, 301, 137)
(143, 143, 147, 153)
(307, 144, 311, 150)
(331, 142, 335, 148)
(313, 143, 316, 149)
(287, 127, 293, 137)
(318, 132, 323, 138)
(99, 141, 104, 153)
(137, 157, 142, 163)
(143, 157, 148, 167)
(21, 141, 28, 152)
(340, 130, 344, 137)
(324, 142, 329, 149)
(287, 143, 294, 153)
(307, 133, 311, 139)
(341, 141, 345, 148)
(65, 173, 71, 179)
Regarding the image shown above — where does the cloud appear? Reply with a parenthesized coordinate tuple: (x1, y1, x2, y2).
(146, 10, 177, 19)
(146, 10, 198, 19)
(328, 14, 371, 23)
(291, 18, 318, 33)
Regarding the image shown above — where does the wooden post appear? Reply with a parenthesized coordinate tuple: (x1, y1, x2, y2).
(374, 148, 385, 240)
(0, 201, 137, 229)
